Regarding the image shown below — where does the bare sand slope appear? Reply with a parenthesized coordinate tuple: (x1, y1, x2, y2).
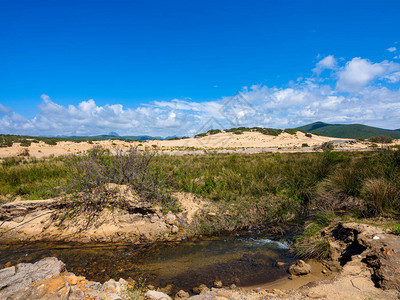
(0, 131, 398, 157)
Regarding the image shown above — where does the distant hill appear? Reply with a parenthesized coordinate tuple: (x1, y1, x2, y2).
(296, 122, 400, 139)
(55, 134, 164, 141)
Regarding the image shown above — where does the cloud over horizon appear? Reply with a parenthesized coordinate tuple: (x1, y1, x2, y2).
(1, 54, 400, 137)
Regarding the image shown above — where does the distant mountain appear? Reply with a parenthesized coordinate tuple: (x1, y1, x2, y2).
(55, 134, 165, 141)
(296, 122, 400, 139)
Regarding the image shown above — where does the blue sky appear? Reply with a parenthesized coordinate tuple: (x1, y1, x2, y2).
(1, 0, 400, 136)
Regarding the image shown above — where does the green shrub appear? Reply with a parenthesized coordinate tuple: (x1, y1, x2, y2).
(194, 133, 207, 138)
(284, 128, 297, 135)
(369, 135, 393, 144)
(44, 139, 57, 145)
(20, 139, 31, 147)
(207, 129, 222, 135)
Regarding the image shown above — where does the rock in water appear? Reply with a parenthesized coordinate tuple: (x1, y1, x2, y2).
(175, 289, 190, 299)
(192, 284, 209, 294)
(288, 260, 312, 275)
(146, 290, 172, 300)
(213, 280, 223, 288)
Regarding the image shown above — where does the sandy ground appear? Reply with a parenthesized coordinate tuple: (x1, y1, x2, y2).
(1, 131, 397, 157)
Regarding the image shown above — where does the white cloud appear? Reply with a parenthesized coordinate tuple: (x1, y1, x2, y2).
(384, 71, 400, 83)
(313, 55, 337, 75)
(336, 58, 400, 92)
(388, 47, 397, 52)
(2, 55, 400, 136)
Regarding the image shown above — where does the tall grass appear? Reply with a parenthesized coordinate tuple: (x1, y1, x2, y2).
(0, 157, 67, 200)
(1, 148, 399, 220)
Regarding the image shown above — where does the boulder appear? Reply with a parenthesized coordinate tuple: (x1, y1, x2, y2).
(288, 260, 311, 275)
(146, 290, 172, 300)
(0, 257, 65, 297)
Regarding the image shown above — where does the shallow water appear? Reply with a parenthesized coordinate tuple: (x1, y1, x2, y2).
(0, 232, 296, 292)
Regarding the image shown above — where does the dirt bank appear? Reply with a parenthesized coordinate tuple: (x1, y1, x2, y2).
(0, 186, 209, 243)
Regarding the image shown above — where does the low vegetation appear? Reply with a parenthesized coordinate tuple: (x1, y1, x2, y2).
(1, 147, 399, 242)
(0, 134, 97, 148)
(369, 135, 393, 144)
(194, 126, 294, 137)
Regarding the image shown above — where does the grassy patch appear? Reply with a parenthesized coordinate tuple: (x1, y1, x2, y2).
(1, 148, 400, 235)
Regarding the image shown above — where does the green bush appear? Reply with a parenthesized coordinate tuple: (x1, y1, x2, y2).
(194, 133, 207, 138)
(284, 128, 297, 135)
(369, 135, 393, 144)
(207, 129, 222, 135)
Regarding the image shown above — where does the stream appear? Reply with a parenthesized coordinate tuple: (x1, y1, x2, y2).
(0, 231, 296, 292)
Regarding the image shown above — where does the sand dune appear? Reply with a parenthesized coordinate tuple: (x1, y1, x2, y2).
(0, 131, 398, 157)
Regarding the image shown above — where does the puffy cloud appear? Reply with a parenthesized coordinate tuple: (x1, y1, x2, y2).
(2, 55, 400, 136)
(336, 58, 400, 92)
(388, 47, 397, 52)
(313, 55, 337, 75)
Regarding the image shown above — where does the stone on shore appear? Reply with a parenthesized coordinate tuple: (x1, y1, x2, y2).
(146, 290, 173, 300)
(288, 260, 312, 275)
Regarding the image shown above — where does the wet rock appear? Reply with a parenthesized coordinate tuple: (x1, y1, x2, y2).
(288, 260, 311, 275)
(213, 280, 223, 288)
(146, 290, 173, 300)
(192, 284, 209, 295)
(3, 261, 13, 268)
(175, 289, 190, 299)
(0, 257, 65, 298)
(159, 284, 174, 294)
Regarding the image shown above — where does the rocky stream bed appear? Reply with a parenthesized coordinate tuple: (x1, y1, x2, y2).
(1, 222, 400, 299)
